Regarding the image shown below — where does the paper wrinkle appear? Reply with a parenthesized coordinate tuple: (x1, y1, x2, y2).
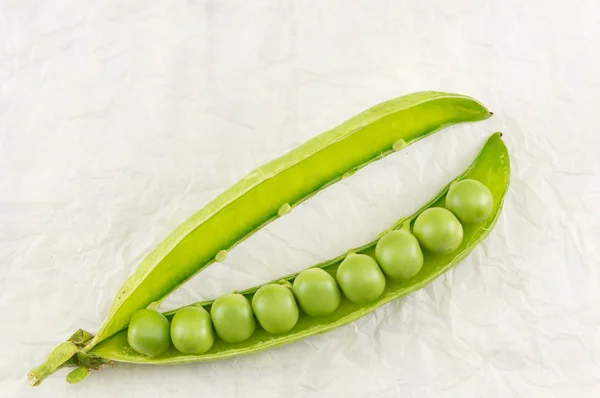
(2, 0, 600, 397)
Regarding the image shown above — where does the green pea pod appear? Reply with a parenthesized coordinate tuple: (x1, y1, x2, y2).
(28, 91, 491, 385)
(89, 132, 509, 366)
(93, 91, 490, 346)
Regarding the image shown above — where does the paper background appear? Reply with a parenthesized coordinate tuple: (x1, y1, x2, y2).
(1, 1, 599, 397)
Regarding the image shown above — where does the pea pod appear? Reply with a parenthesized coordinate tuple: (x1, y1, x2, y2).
(91, 91, 489, 348)
(88, 132, 509, 366)
(28, 91, 491, 385)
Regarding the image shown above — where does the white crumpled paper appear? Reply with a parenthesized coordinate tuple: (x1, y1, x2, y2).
(1, 1, 599, 397)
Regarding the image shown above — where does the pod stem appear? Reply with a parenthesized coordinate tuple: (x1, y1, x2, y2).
(28, 363, 52, 387)
(28, 342, 79, 386)
(27, 329, 111, 386)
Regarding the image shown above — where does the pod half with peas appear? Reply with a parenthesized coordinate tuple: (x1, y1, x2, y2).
(91, 132, 509, 365)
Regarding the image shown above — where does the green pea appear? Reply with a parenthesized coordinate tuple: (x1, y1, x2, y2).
(252, 284, 299, 334)
(413, 207, 463, 253)
(445, 179, 494, 224)
(170, 306, 215, 354)
(210, 293, 255, 344)
(292, 268, 341, 317)
(127, 309, 171, 357)
(336, 254, 386, 304)
(375, 230, 424, 281)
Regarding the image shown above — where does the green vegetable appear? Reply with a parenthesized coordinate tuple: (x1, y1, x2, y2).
(210, 293, 256, 344)
(90, 91, 491, 349)
(27, 92, 494, 385)
(336, 254, 386, 304)
(375, 230, 424, 281)
(170, 306, 215, 355)
(412, 208, 464, 253)
(252, 284, 299, 334)
(126, 309, 171, 357)
(445, 179, 494, 223)
(292, 268, 341, 317)
(86, 133, 508, 369)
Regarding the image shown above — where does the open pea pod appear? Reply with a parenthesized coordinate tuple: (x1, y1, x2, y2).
(89, 132, 509, 367)
(93, 91, 490, 346)
(28, 91, 491, 385)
